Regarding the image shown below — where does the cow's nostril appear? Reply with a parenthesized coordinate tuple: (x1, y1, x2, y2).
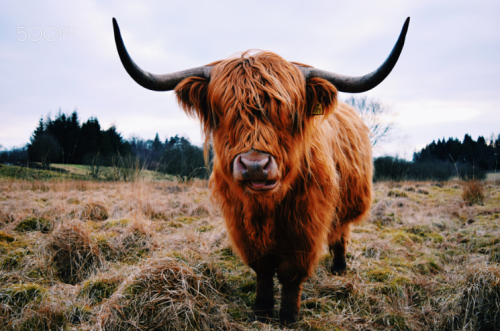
(263, 156, 272, 171)
(237, 156, 247, 171)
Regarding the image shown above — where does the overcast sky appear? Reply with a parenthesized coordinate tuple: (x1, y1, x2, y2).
(1, 0, 499, 159)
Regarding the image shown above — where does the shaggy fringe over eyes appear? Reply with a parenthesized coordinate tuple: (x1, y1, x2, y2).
(207, 51, 308, 154)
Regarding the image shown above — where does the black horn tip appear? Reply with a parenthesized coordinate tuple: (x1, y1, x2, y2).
(112, 18, 118, 32)
(403, 17, 410, 35)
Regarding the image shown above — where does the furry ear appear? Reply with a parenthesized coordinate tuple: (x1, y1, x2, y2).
(305, 77, 338, 117)
(175, 77, 216, 131)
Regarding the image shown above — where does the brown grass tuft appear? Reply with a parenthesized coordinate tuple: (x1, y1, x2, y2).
(116, 219, 156, 262)
(48, 220, 102, 284)
(18, 302, 66, 331)
(0, 210, 15, 227)
(459, 266, 500, 329)
(99, 259, 236, 330)
(441, 266, 500, 330)
(462, 180, 485, 205)
(142, 202, 167, 220)
(81, 202, 109, 221)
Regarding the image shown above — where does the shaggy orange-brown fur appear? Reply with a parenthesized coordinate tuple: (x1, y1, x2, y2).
(175, 51, 372, 324)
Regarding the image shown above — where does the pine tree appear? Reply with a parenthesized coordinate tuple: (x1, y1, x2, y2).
(152, 133, 163, 152)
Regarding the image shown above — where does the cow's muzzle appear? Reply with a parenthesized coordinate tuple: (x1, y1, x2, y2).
(233, 149, 280, 191)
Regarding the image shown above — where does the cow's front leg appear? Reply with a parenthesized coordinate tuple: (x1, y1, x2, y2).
(277, 266, 307, 326)
(329, 238, 347, 275)
(249, 255, 276, 322)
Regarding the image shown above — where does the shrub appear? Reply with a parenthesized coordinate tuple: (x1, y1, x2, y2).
(462, 180, 485, 205)
(14, 217, 52, 233)
(48, 220, 102, 284)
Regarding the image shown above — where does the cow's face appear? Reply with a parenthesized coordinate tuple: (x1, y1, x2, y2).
(176, 52, 337, 199)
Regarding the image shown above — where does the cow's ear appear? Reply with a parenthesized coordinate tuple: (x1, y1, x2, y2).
(175, 77, 216, 130)
(305, 77, 338, 117)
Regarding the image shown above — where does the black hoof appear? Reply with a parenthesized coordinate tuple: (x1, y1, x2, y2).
(252, 304, 274, 323)
(331, 261, 347, 276)
(249, 314, 273, 324)
(279, 310, 299, 326)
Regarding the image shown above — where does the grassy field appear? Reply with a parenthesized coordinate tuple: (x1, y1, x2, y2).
(0, 164, 175, 182)
(0, 178, 499, 330)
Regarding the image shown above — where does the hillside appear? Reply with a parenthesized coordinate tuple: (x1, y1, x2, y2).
(0, 179, 499, 330)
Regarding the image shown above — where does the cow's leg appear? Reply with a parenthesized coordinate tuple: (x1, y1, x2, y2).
(328, 224, 351, 276)
(248, 255, 276, 321)
(277, 265, 307, 326)
(330, 237, 347, 275)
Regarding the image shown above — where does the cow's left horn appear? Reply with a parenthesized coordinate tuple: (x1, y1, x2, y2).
(113, 18, 211, 91)
(298, 17, 410, 93)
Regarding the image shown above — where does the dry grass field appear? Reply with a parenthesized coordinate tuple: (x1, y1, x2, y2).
(0, 177, 499, 330)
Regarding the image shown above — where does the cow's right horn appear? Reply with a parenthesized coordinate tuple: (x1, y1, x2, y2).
(113, 18, 211, 91)
(298, 17, 410, 93)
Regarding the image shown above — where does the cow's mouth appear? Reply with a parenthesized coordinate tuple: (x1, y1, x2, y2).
(246, 179, 278, 191)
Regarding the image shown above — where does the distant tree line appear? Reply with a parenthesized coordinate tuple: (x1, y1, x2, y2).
(127, 133, 208, 178)
(413, 134, 500, 173)
(2, 110, 498, 182)
(0, 146, 28, 165)
(27, 111, 132, 167)
(374, 134, 500, 181)
(0, 110, 209, 179)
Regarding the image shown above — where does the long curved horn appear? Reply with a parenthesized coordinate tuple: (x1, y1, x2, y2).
(299, 17, 410, 93)
(112, 18, 211, 91)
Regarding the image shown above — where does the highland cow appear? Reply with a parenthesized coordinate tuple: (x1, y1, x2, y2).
(113, 17, 409, 325)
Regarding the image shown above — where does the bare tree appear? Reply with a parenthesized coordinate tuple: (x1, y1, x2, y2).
(344, 96, 397, 147)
